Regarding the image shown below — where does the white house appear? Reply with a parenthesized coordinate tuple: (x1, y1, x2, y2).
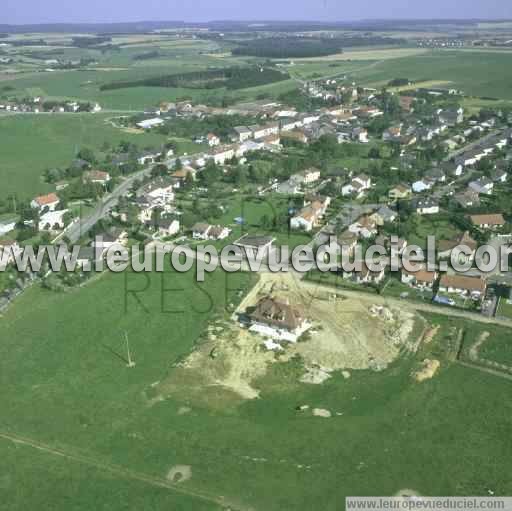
(156, 218, 180, 237)
(206, 133, 220, 147)
(439, 274, 487, 300)
(298, 168, 321, 185)
(349, 215, 378, 239)
(412, 197, 440, 215)
(401, 268, 438, 289)
(141, 178, 175, 202)
(38, 209, 69, 231)
(352, 128, 369, 143)
(342, 174, 372, 197)
(192, 223, 231, 241)
(137, 150, 162, 165)
(31, 193, 60, 212)
(290, 199, 328, 232)
(469, 178, 494, 196)
(353, 174, 372, 189)
(280, 118, 303, 132)
(412, 179, 435, 194)
(137, 118, 164, 130)
(249, 297, 311, 343)
(250, 123, 280, 140)
(469, 214, 506, 230)
(0, 221, 16, 236)
(211, 146, 235, 165)
(232, 126, 252, 142)
(83, 170, 111, 185)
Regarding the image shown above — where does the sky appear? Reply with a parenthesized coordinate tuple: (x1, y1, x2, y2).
(3, 0, 512, 25)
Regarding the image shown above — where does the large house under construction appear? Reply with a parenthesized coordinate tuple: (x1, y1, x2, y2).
(249, 297, 311, 343)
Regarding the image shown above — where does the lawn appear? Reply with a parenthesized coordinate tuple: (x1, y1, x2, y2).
(1, 268, 512, 509)
(497, 298, 512, 321)
(218, 194, 312, 248)
(382, 276, 434, 303)
(477, 322, 512, 366)
(0, 114, 165, 200)
(405, 214, 460, 250)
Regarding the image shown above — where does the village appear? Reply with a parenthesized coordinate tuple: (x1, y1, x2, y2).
(1, 76, 512, 329)
(4, 13, 512, 510)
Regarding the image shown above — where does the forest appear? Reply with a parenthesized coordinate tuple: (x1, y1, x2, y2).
(232, 36, 405, 58)
(100, 66, 289, 91)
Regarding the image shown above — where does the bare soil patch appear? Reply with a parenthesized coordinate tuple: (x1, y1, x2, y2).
(413, 359, 441, 382)
(166, 465, 192, 484)
(157, 273, 422, 403)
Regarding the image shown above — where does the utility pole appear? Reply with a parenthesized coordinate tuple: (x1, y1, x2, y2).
(124, 331, 136, 368)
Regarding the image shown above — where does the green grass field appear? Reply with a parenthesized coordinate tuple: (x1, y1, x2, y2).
(3, 37, 512, 509)
(0, 441, 220, 511)
(348, 50, 512, 99)
(406, 215, 460, 250)
(0, 114, 165, 200)
(477, 318, 512, 366)
(1, 267, 512, 509)
(497, 299, 512, 321)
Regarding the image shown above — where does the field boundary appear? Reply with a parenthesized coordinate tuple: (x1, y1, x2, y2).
(0, 430, 245, 510)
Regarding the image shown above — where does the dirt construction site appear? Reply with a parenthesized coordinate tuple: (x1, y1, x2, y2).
(155, 273, 425, 404)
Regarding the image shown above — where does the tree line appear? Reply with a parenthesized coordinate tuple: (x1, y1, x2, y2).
(100, 66, 289, 91)
(232, 36, 405, 59)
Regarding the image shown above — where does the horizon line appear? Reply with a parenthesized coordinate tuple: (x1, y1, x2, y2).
(2, 17, 512, 27)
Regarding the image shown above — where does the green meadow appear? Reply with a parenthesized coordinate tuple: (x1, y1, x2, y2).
(0, 114, 165, 200)
(0, 265, 512, 510)
(349, 50, 512, 99)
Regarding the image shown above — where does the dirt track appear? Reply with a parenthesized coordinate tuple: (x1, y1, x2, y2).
(0, 430, 249, 511)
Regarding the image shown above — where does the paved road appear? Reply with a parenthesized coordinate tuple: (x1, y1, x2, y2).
(299, 280, 512, 328)
(443, 129, 502, 162)
(151, 241, 512, 328)
(63, 167, 154, 243)
(314, 203, 385, 246)
(62, 152, 204, 243)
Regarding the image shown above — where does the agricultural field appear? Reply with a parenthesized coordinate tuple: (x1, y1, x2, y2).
(0, 114, 166, 200)
(347, 50, 512, 100)
(1, 269, 512, 510)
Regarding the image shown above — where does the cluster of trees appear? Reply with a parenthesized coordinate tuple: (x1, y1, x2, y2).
(232, 36, 405, 59)
(9, 39, 46, 47)
(387, 78, 410, 87)
(71, 36, 112, 48)
(278, 88, 331, 112)
(132, 50, 161, 61)
(232, 37, 343, 59)
(101, 66, 289, 91)
(22, 49, 65, 60)
(155, 114, 259, 140)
